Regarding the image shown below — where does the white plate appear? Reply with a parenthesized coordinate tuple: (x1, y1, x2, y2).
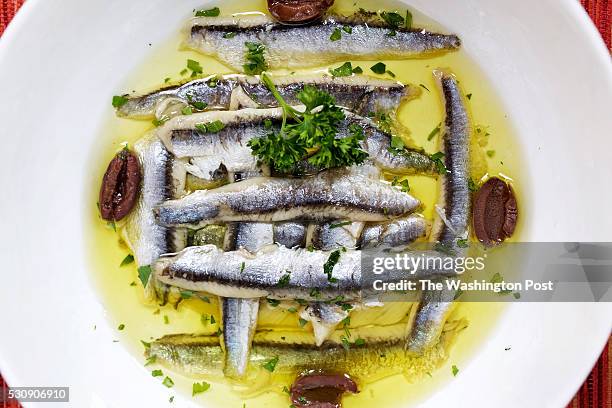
(0, 0, 611, 407)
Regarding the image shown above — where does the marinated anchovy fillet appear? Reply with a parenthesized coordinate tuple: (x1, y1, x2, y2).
(310, 221, 365, 251)
(116, 74, 416, 119)
(221, 170, 275, 378)
(154, 166, 421, 228)
(123, 134, 187, 269)
(153, 244, 458, 302)
(147, 327, 458, 380)
(274, 222, 307, 248)
(299, 302, 349, 347)
(407, 71, 471, 354)
(186, 14, 461, 71)
(359, 215, 429, 249)
(157, 108, 435, 180)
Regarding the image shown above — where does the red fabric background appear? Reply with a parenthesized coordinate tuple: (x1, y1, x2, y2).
(0, 1, 611, 407)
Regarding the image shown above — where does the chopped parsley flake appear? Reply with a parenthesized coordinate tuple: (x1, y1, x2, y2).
(342, 25, 352, 34)
(195, 120, 225, 133)
(486, 150, 496, 158)
(223, 32, 236, 39)
(120, 254, 134, 267)
(298, 318, 308, 327)
(192, 381, 211, 396)
(112, 95, 128, 108)
(117, 324, 125, 331)
(330, 27, 342, 41)
(419, 83, 430, 92)
(370, 62, 387, 74)
(262, 356, 279, 372)
(137, 265, 152, 287)
(163, 315, 169, 324)
(151, 369, 163, 377)
(180, 290, 194, 299)
(186, 59, 203, 76)
(329, 221, 352, 229)
(466, 93, 472, 100)
(278, 272, 291, 287)
(181, 106, 193, 115)
(243, 42, 267, 75)
(352, 66, 363, 74)
(427, 123, 442, 141)
(380, 11, 405, 28)
(266, 298, 281, 307)
(392, 176, 410, 193)
(195, 7, 220, 17)
(354, 338, 366, 346)
(430, 152, 448, 174)
(329, 61, 354, 77)
(144, 355, 156, 366)
(452, 365, 459, 376)
(162, 376, 174, 388)
(324, 250, 341, 282)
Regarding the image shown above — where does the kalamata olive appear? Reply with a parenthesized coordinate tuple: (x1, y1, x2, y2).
(290, 373, 358, 408)
(99, 148, 141, 221)
(472, 177, 518, 246)
(268, 0, 335, 24)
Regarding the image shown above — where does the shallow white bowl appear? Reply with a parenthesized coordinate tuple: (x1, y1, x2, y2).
(0, 0, 611, 407)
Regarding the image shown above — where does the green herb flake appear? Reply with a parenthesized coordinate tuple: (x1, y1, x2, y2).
(152, 116, 169, 127)
(169, 396, 174, 403)
(298, 318, 308, 328)
(340, 303, 353, 311)
(486, 150, 496, 158)
(163, 315, 169, 324)
(329, 221, 352, 229)
(138, 265, 152, 287)
(201, 314, 210, 325)
(223, 32, 236, 39)
(243, 41, 267, 75)
(456, 238, 469, 248)
(141, 340, 151, 349)
(262, 356, 279, 372)
(162, 376, 174, 388)
(180, 290, 194, 299)
(513, 292, 521, 299)
(144, 355, 157, 366)
(380, 11, 405, 28)
(240, 262, 246, 273)
(164, 77, 171, 83)
(192, 381, 211, 396)
(195, 120, 225, 133)
(330, 27, 342, 41)
(341, 336, 351, 351)
(210, 315, 216, 324)
(120, 254, 134, 267)
(181, 106, 193, 115)
(112, 95, 128, 108)
(151, 369, 163, 377)
(430, 152, 448, 174)
(323, 250, 341, 283)
(352, 66, 363, 74)
(386, 70, 396, 78)
(187, 59, 203, 76)
(287, 307, 297, 313)
(310, 287, 321, 299)
(427, 123, 442, 141)
(405, 9, 413, 29)
(391, 177, 410, 193)
(390, 135, 405, 151)
(466, 93, 472, 100)
(107, 221, 117, 232)
(342, 25, 352, 34)
(195, 7, 220, 17)
(468, 178, 478, 192)
(490, 272, 504, 284)
(451, 365, 459, 376)
(370, 62, 387, 74)
(129, 281, 136, 286)
(419, 83, 430, 92)
(386, 29, 397, 37)
(266, 298, 281, 307)
(191, 100, 208, 110)
(180, 68, 188, 76)
(354, 338, 366, 346)
(278, 272, 291, 287)
(329, 61, 354, 77)
(117, 324, 125, 331)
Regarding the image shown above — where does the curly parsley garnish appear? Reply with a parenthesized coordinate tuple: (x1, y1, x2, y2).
(248, 73, 368, 173)
(243, 42, 267, 75)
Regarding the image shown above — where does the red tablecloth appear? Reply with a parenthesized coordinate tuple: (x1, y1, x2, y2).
(1, 0, 611, 407)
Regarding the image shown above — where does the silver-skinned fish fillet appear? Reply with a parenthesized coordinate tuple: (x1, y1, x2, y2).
(156, 108, 435, 180)
(406, 71, 471, 354)
(152, 244, 458, 302)
(123, 135, 186, 285)
(116, 74, 417, 120)
(359, 215, 429, 249)
(220, 171, 275, 379)
(186, 14, 461, 71)
(154, 165, 421, 228)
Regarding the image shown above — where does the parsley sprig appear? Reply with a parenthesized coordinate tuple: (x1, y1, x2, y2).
(248, 74, 368, 173)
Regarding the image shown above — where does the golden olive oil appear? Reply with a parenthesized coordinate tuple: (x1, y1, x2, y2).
(86, 0, 525, 406)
